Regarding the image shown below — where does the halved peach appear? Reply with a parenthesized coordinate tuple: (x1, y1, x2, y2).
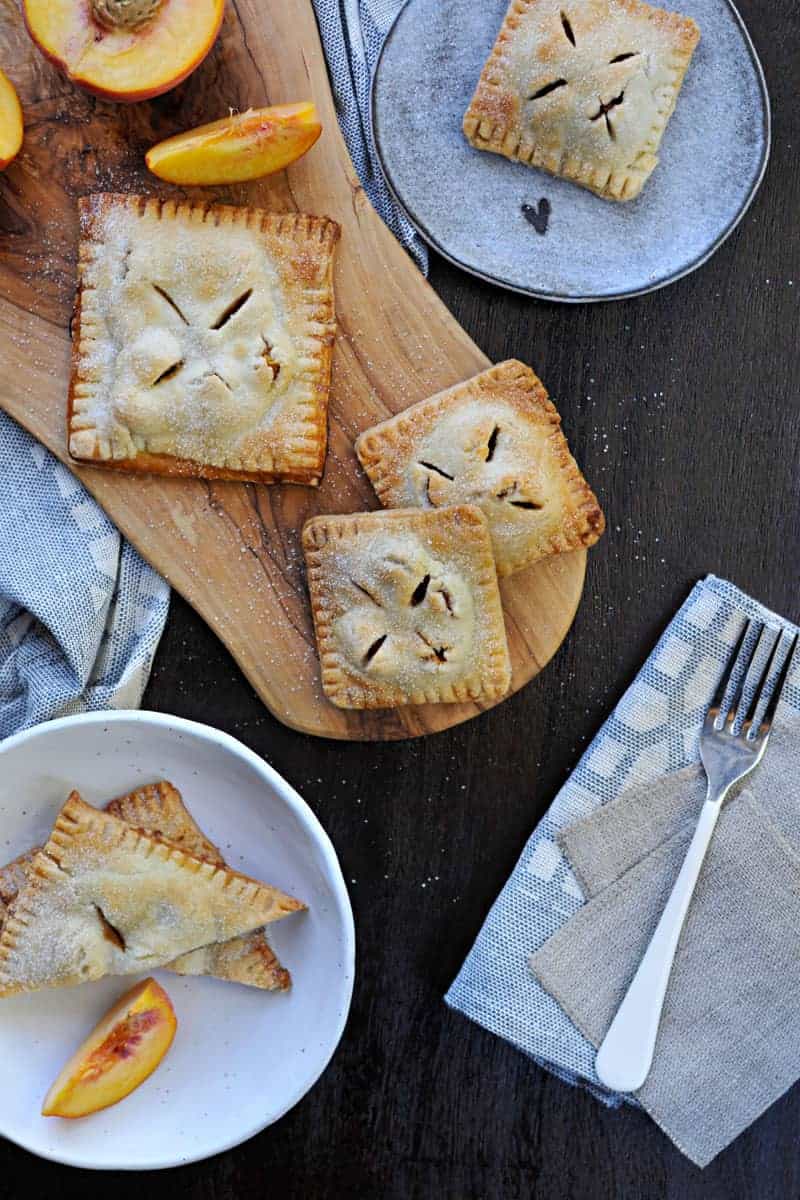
(146, 102, 322, 185)
(42, 977, 177, 1118)
(0, 69, 23, 170)
(23, 0, 224, 103)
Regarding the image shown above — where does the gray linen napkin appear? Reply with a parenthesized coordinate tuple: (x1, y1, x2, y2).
(530, 714, 800, 1167)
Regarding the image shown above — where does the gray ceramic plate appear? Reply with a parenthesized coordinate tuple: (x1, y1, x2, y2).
(372, 0, 770, 302)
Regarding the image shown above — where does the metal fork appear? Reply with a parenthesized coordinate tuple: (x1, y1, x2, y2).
(595, 621, 798, 1093)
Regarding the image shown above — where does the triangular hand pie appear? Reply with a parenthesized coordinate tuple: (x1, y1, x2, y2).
(0, 791, 303, 997)
(107, 782, 291, 991)
(105, 780, 221, 859)
(0, 783, 292, 992)
(166, 932, 291, 990)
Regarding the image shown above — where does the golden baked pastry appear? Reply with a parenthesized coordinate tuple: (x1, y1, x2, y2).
(355, 361, 604, 576)
(0, 851, 34, 911)
(0, 791, 304, 997)
(463, 0, 700, 201)
(107, 781, 292, 991)
(0, 781, 291, 992)
(303, 505, 512, 709)
(68, 194, 339, 484)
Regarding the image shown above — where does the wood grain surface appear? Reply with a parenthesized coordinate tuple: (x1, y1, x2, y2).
(0, 0, 587, 741)
(1, 0, 799, 1197)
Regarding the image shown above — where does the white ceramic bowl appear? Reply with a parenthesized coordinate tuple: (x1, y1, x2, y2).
(0, 711, 355, 1171)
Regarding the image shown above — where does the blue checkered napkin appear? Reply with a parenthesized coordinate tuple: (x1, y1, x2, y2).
(0, 413, 169, 739)
(445, 576, 800, 1107)
(311, 0, 428, 271)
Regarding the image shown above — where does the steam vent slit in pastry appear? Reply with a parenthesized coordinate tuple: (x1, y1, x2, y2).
(0, 790, 305, 997)
(302, 505, 512, 709)
(463, 0, 700, 201)
(355, 360, 604, 576)
(68, 194, 340, 484)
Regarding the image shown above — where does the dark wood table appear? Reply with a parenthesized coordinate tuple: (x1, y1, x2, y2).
(3, 1, 798, 1195)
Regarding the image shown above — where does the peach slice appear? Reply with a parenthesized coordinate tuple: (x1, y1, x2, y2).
(0, 69, 23, 170)
(23, 0, 224, 103)
(42, 977, 177, 1118)
(146, 102, 322, 185)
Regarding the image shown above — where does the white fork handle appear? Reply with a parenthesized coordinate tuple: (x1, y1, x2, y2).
(594, 796, 723, 1092)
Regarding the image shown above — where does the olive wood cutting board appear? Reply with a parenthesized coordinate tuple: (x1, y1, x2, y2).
(0, 0, 585, 740)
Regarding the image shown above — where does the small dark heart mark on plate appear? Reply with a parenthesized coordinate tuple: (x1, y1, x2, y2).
(522, 199, 551, 236)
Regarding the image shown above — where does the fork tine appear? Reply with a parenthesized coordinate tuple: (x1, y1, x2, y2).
(755, 632, 799, 739)
(740, 628, 784, 732)
(723, 621, 764, 728)
(707, 620, 752, 721)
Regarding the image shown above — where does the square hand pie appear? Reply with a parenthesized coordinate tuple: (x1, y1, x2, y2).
(463, 0, 700, 201)
(302, 506, 512, 709)
(69, 194, 340, 484)
(355, 361, 604, 576)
